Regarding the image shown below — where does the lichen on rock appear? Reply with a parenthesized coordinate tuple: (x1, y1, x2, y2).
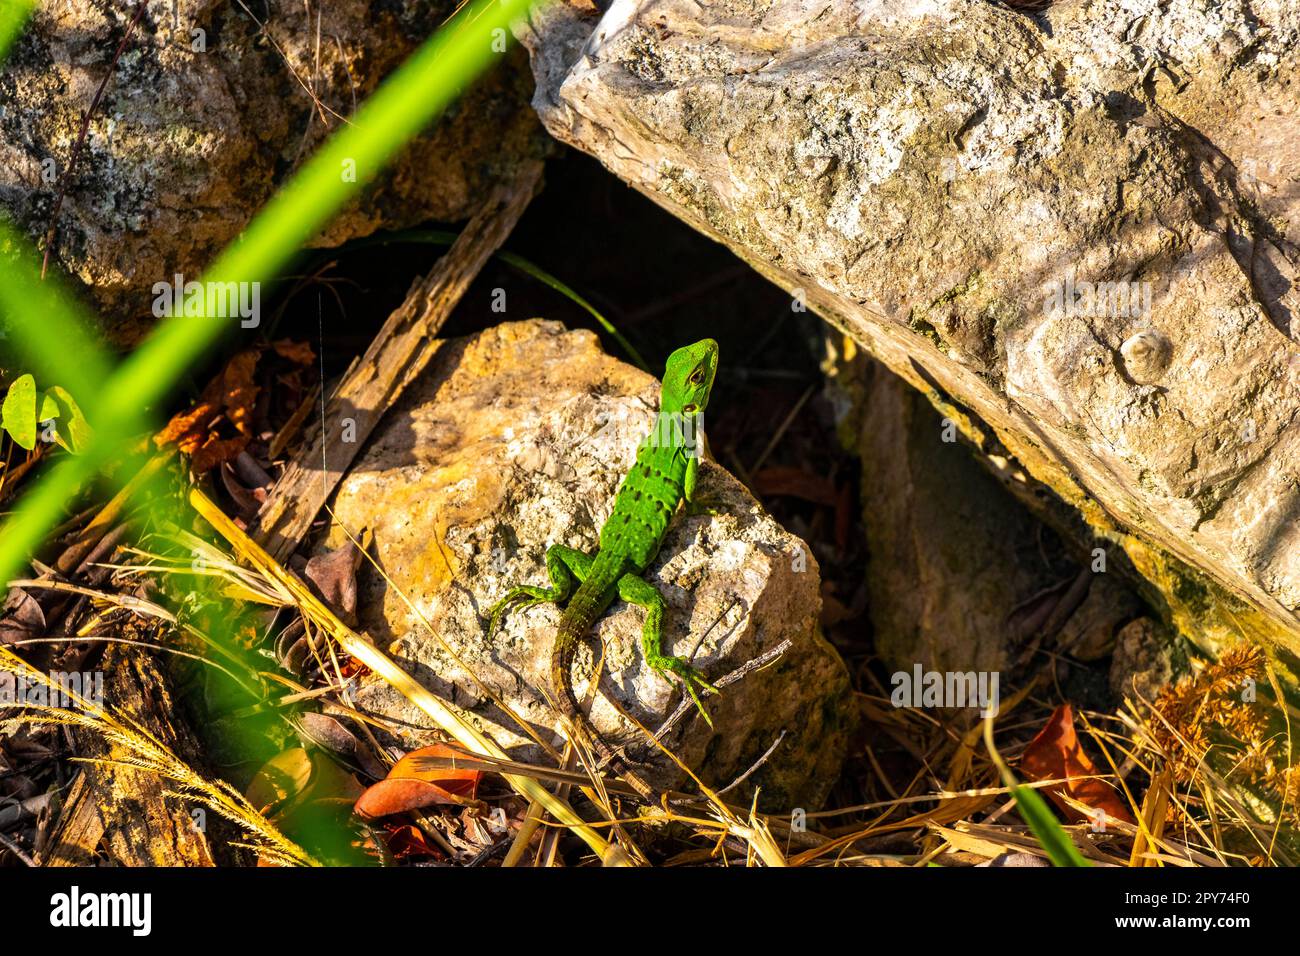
(0, 0, 545, 339)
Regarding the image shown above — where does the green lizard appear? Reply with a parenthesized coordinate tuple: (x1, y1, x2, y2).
(484, 339, 722, 800)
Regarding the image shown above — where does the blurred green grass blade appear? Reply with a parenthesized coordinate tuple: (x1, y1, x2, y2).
(984, 714, 1090, 867)
(1, 0, 115, 398)
(1012, 784, 1091, 867)
(0, 218, 114, 397)
(0, 0, 538, 584)
(0, 0, 37, 62)
(355, 228, 651, 372)
(96, 0, 537, 425)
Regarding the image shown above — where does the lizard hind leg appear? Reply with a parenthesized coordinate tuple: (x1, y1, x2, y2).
(616, 573, 720, 727)
(484, 545, 593, 640)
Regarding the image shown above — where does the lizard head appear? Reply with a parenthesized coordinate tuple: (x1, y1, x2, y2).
(662, 339, 719, 417)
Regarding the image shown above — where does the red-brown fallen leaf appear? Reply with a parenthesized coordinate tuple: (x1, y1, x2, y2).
(384, 824, 441, 860)
(154, 349, 260, 473)
(752, 466, 838, 507)
(337, 656, 370, 681)
(1020, 704, 1135, 825)
(354, 744, 482, 820)
(271, 339, 316, 365)
(154, 401, 219, 449)
(212, 349, 259, 437)
(188, 435, 247, 477)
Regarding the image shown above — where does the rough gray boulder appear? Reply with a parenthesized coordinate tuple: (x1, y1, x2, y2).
(0, 1, 543, 339)
(835, 350, 1078, 676)
(328, 320, 854, 809)
(516, 0, 1300, 666)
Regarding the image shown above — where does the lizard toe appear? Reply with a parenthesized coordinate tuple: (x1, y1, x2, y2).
(650, 655, 719, 725)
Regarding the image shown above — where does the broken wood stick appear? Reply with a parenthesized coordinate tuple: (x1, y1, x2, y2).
(40, 643, 216, 867)
(252, 161, 544, 563)
(40, 772, 104, 867)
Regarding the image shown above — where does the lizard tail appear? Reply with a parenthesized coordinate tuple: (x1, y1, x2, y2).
(552, 611, 659, 803)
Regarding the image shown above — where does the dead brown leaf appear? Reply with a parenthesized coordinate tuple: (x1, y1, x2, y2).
(0, 589, 45, 647)
(1020, 704, 1135, 825)
(354, 744, 482, 819)
(154, 349, 261, 473)
(271, 339, 316, 366)
(752, 466, 838, 507)
(303, 539, 364, 626)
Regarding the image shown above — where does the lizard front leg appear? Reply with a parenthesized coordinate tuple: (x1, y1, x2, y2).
(682, 451, 722, 517)
(616, 572, 719, 726)
(485, 545, 593, 639)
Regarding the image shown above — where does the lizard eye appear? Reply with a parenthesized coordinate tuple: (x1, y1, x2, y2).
(689, 369, 705, 386)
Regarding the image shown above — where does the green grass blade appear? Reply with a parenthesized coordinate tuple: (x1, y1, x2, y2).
(352, 229, 651, 372)
(1011, 783, 1091, 867)
(501, 250, 649, 373)
(983, 714, 1090, 867)
(0, 0, 37, 62)
(0, 218, 114, 396)
(0, 0, 539, 584)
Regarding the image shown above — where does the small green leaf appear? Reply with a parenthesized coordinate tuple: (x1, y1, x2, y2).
(44, 385, 91, 454)
(37, 390, 60, 422)
(2, 373, 37, 449)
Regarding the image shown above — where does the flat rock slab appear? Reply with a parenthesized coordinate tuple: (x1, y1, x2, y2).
(331, 320, 853, 808)
(516, 0, 1300, 662)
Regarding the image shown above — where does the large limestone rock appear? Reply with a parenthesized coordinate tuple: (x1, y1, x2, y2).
(842, 355, 1072, 676)
(0, 1, 543, 339)
(329, 320, 853, 809)
(516, 0, 1300, 667)
(830, 345, 1151, 684)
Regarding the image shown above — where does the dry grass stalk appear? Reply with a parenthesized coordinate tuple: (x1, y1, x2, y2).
(0, 643, 316, 866)
(187, 487, 617, 860)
